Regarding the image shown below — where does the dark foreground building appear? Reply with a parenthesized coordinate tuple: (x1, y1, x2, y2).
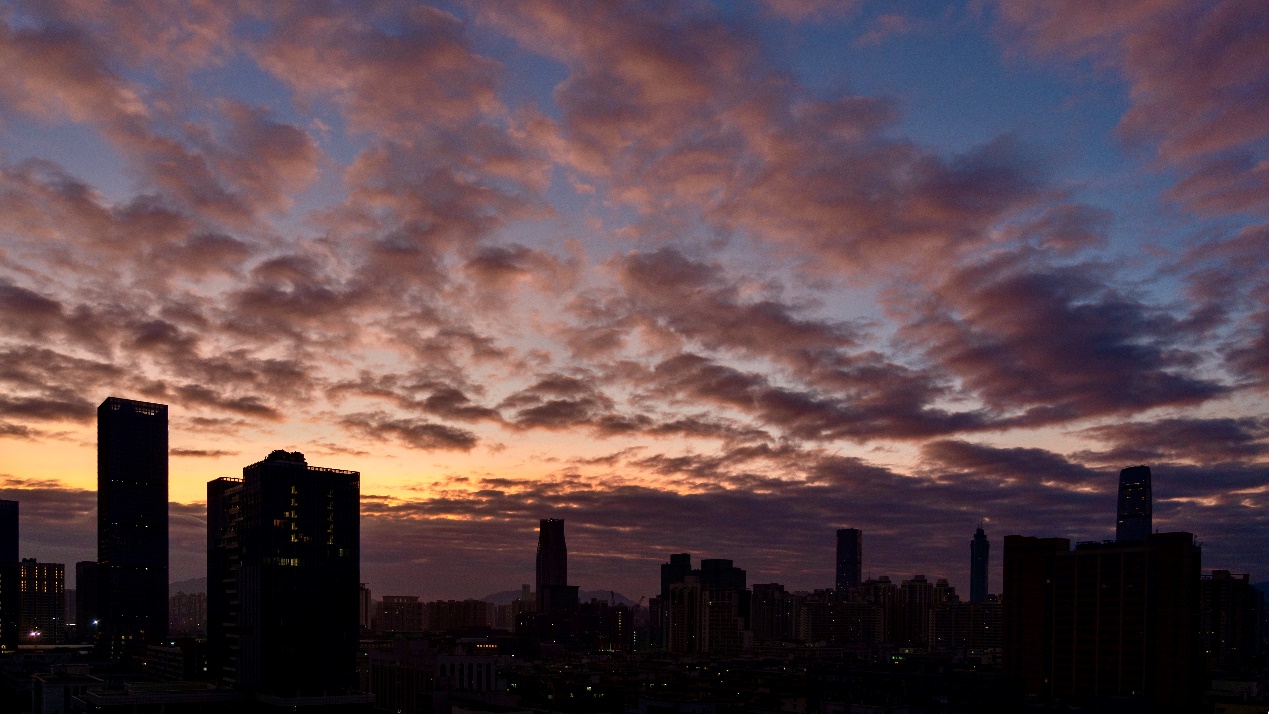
(1003, 532, 1202, 711)
(535, 518, 572, 613)
(75, 560, 100, 643)
(969, 525, 989, 603)
(97, 397, 169, 656)
(835, 528, 862, 590)
(0, 499, 16, 652)
(207, 450, 361, 698)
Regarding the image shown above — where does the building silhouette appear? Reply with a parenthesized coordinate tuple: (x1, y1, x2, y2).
(970, 525, 989, 603)
(836, 528, 862, 590)
(662, 557, 749, 655)
(97, 396, 169, 656)
(1116, 465, 1152, 542)
(653, 553, 692, 648)
(0, 499, 17, 652)
(1199, 570, 1264, 675)
(379, 595, 424, 633)
(74, 561, 99, 643)
(535, 518, 575, 613)
(207, 450, 361, 697)
(1003, 533, 1202, 710)
(19, 559, 65, 644)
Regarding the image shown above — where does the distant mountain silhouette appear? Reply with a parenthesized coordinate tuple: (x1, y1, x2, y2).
(170, 576, 207, 595)
(481, 589, 638, 607)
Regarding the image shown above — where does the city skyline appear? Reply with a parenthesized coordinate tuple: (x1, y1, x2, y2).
(2, 408, 1254, 606)
(0, 2, 1268, 601)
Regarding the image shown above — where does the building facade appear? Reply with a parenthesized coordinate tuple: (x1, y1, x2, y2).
(970, 525, 989, 603)
(207, 450, 361, 697)
(1116, 465, 1152, 542)
(19, 559, 65, 644)
(1004, 533, 1202, 711)
(97, 396, 169, 656)
(74, 561, 99, 644)
(835, 528, 862, 591)
(535, 518, 568, 613)
(0, 499, 17, 652)
(379, 595, 425, 633)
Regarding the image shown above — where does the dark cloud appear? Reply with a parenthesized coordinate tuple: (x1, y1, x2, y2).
(339, 411, 479, 452)
(0, 478, 205, 585)
(1074, 417, 1269, 466)
(171, 448, 237, 458)
(897, 251, 1226, 425)
(499, 374, 620, 431)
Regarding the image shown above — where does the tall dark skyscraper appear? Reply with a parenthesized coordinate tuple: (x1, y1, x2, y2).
(835, 528, 862, 590)
(970, 525, 989, 603)
(97, 396, 168, 655)
(207, 450, 361, 696)
(0, 499, 17, 652)
(1116, 465, 1152, 542)
(535, 518, 569, 612)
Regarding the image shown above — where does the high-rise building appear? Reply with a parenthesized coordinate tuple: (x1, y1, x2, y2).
(97, 396, 168, 656)
(19, 559, 66, 644)
(207, 450, 360, 697)
(1199, 570, 1264, 674)
(1116, 465, 1152, 542)
(654, 553, 692, 648)
(1002, 535, 1070, 695)
(74, 561, 99, 644)
(379, 595, 424, 633)
(0, 500, 15, 562)
(1003, 533, 1202, 710)
(751, 583, 797, 643)
(168, 590, 206, 636)
(535, 519, 574, 613)
(667, 577, 701, 654)
(359, 583, 372, 631)
(836, 528, 862, 590)
(970, 525, 989, 603)
(0, 499, 17, 652)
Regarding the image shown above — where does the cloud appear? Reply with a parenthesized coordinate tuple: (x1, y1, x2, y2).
(994, 0, 1269, 216)
(485, 2, 1048, 272)
(339, 411, 479, 452)
(171, 448, 237, 458)
(895, 250, 1226, 425)
(1074, 417, 1269, 465)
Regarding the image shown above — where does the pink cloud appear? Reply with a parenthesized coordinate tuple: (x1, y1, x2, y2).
(995, 0, 1269, 216)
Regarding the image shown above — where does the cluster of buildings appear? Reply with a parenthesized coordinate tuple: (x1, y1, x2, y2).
(0, 396, 1265, 713)
(0, 397, 374, 711)
(1002, 466, 1265, 711)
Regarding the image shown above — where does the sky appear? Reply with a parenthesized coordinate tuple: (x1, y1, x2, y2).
(0, 0, 1267, 602)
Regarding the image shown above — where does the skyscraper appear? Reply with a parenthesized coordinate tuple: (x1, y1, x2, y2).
(19, 559, 65, 644)
(970, 525, 989, 603)
(97, 396, 168, 656)
(0, 499, 17, 652)
(653, 553, 692, 649)
(836, 528, 862, 590)
(1116, 465, 1152, 542)
(207, 450, 361, 697)
(1004, 532, 1202, 709)
(535, 518, 570, 612)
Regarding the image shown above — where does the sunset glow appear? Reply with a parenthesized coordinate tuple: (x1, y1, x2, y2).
(0, 0, 1266, 602)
